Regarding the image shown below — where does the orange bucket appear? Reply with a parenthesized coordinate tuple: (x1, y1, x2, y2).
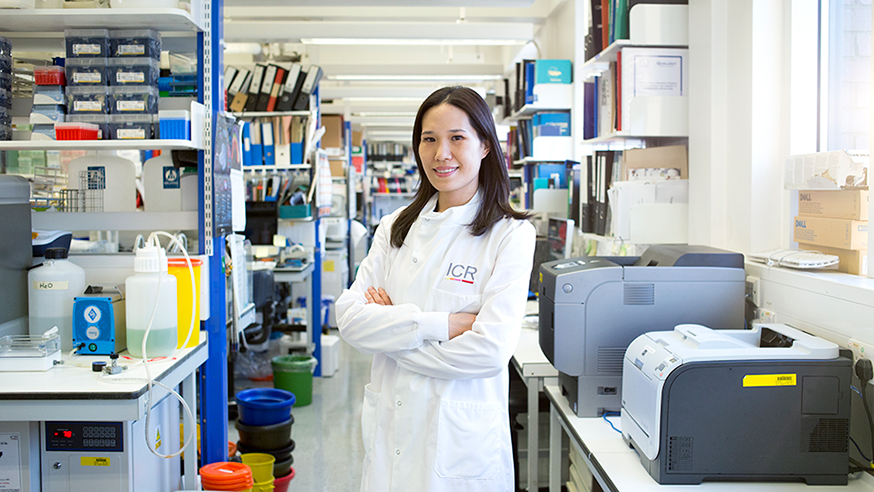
(200, 462, 253, 491)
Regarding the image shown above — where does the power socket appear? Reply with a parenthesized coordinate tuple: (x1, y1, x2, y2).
(847, 338, 874, 366)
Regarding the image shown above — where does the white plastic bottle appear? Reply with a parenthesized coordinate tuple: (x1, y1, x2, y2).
(28, 247, 86, 352)
(125, 243, 178, 358)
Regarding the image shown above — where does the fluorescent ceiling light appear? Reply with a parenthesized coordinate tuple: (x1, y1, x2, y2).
(334, 74, 502, 82)
(354, 112, 417, 117)
(345, 97, 424, 102)
(301, 38, 527, 46)
(366, 131, 413, 136)
(361, 122, 413, 127)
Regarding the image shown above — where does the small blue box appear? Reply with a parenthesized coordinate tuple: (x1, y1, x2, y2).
(535, 59, 572, 84)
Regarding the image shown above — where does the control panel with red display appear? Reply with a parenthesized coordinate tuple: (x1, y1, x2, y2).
(45, 422, 123, 452)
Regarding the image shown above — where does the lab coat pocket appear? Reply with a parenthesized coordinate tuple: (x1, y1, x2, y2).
(434, 399, 501, 480)
(361, 384, 380, 457)
(429, 288, 483, 314)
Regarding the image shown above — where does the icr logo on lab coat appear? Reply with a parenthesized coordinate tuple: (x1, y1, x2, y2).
(445, 263, 477, 284)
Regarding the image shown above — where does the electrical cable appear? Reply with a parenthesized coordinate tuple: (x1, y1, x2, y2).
(855, 359, 874, 469)
(137, 231, 198, 460)
(851, 437, 872, 464)
(602, 411, 621, 434)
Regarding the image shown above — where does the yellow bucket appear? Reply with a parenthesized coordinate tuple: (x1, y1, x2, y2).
(252, 479, 274, 492)
(168, 257, 202, 348)
(241, 453, 275, 484)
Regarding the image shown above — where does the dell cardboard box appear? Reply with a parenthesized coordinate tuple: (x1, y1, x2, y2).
(794, 216, 868, 250)
(797, 189, 868, 220)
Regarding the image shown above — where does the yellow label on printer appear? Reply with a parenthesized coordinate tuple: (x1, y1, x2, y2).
(742, 374, 797, 387)
(80, 457, 111, 467)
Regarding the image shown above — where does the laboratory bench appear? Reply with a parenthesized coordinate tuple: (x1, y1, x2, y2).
(544, 384, 874, 492)
(0, 332, 208, 491)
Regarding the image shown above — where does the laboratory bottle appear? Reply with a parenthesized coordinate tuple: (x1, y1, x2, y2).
(28, 247, 86, 352)
(125, 243, 178, 358)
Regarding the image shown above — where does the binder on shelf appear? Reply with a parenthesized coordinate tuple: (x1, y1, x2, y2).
(266, 64, 288, 112)
(255, 64, 278, 112)
(275, 116, 292, 167)
(523, 60, 536, 105)
(250, 121, 263, 166)
(229, 70, 252, 113)
(293, 64, 322, 111)
(290, 115, 304, 164)
(261, 121, 275, 166)
(228, 67, 248, 98)
(243, 63, 266, 113)
(242, 121, 253, 167)
(588, 0, 603, 61)
(583, 82, 595, 140)
(224, 66, 239, 94)
(275, 63, 304, 112)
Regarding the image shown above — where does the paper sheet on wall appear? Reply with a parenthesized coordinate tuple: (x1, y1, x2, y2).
(0, 433, 22, 492)
(316, 149, 333, 215)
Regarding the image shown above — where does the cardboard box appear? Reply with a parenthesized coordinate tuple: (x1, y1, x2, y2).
(622, 145, 688, 179)
(793, 216, 868, 250)
(321, 114, 344, 150)
(352, 130, 363, 147)
(797, 189, 868, 220)
(329, 159, 345, 177)
(799, 243, 868, 276)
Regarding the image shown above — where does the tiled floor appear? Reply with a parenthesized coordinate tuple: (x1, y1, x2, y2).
(229, 330, 372, 491)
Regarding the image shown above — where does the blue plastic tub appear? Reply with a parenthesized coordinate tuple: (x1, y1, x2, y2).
(235, 388, 296, 426)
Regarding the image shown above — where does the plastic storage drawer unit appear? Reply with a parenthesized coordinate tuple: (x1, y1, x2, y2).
(30, 105, 65, 124)
(108, 58, 159, 86)
(158, 110, 190, 140)
(34, 66, 66, 86)
(110, 29, 162, 59)
(33, 86, 65, 106)
(55, 122, 99, 141)
(65, 58, 109, 86)
(66, 86, 109, 114)
(66, 114, 110, 140)
(65, 29, 110, 58)
(108, 114, 153, 140)
(108, 86, 158, 114)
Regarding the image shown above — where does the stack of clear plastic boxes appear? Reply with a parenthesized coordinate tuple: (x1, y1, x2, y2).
(64, 28, 162, 140)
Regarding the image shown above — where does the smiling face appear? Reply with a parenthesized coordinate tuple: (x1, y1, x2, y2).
(418, 103, 490, 212)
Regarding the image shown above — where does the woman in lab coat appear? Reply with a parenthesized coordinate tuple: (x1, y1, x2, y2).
(337, 86, 535, 492)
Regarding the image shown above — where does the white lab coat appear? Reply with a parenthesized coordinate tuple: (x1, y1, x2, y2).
(337, 191, 535, 492)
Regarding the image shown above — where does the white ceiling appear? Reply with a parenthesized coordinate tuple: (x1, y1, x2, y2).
(222, 0, 565, 142)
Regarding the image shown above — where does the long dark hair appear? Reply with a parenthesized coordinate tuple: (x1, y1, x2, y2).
(389, 86, 529, 248)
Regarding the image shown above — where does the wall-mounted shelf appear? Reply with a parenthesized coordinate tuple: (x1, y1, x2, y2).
(0, 139, 204, 151)
(31, 211, 198, 231)
(514, 157, 568, 165)
(0, 8, 203, 33)
(232, 111, 312, 118)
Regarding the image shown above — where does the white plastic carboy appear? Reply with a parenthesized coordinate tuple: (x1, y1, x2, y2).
(125, 239, 177, 358)
(28, 247, 86, 352)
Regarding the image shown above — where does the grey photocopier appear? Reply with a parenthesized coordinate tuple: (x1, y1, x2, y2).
(622, 323, 851, 485)
(538, 244, 745, 417)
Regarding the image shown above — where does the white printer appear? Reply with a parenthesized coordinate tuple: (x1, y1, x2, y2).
(622, 323, 852, 485)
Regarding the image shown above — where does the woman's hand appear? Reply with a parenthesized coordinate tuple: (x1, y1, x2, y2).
(448, 313, 476, 340)
(365, 287, 393, 306)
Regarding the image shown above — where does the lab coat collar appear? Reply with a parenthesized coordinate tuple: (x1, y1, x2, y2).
(421, 190, 482, 225)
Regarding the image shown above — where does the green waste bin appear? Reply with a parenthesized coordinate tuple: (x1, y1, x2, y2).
(271, 355, 318, 406)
